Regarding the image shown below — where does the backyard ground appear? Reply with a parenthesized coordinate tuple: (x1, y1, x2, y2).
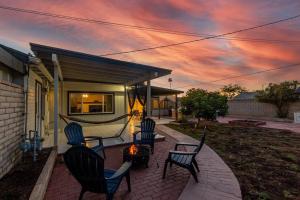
(0, 148, 52, 200)
(166, 122, 300, 200)
(44, 133, 190, 200)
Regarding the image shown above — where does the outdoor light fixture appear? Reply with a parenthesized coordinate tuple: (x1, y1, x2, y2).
(82, 94, 88, 98)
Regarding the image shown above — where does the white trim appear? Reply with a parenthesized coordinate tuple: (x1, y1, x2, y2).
(52, 54, 63, 81)
(53, 65, 59, 146)
(147, 80, 151, 117)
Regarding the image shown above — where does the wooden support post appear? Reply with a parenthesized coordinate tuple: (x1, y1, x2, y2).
(175, 94, 178, 121)
(124, 84, 128, 123)
(158, 97, 161, 119)
(147, 80, 151, 117)
(53, 66, 59, 147)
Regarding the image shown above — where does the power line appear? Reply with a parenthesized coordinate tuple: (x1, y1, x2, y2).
(2, 5, 300, 90)
(98, 13, 300, 56)
(174, 63, 300, 89)
(1, 5, 300, 48)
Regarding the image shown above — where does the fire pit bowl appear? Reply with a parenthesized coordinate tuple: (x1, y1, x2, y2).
(228, 119, 266, 127)
(123, 144, 150, 168)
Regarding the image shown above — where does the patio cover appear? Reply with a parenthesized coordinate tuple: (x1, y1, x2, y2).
(30, 43, 171, 85)
(140, 86, 183, 96)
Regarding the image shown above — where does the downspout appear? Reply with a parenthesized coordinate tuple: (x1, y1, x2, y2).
(24, 64, 30, 137)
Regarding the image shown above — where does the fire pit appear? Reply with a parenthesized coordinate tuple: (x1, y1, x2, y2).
(123, 144, 150, 168)
(228, 119, 266, 127)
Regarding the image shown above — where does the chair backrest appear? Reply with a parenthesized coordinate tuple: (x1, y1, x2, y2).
(63, 146, 107, 193)
(194, 126, 206, 153)
(141, 118, 156, 133)
(64, 122, 85, 145)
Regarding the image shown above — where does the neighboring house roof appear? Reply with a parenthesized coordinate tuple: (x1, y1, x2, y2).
(0, 44, 26, 74)
(30, 43, 171, 85)
(232, 92, 257, 100)
(0, 44, 29, 63)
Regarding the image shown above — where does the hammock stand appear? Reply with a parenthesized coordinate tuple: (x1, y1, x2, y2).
(59, 84, 147, 141)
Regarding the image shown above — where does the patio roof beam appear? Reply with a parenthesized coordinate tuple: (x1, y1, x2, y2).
(57, 56, 150, 75)
(61, 72, 131, 83)
(29, 57, 54, 83)
(61, 64, 142, 79)
(52, 54, 63, 81)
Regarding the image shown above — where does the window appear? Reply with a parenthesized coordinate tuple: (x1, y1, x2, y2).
(68, 92, 114, 115)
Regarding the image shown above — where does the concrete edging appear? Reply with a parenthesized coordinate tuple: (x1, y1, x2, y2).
(29, 148, 57, 200)
(156, 125, 242, 200)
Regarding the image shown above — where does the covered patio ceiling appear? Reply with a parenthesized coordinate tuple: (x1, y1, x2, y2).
(30, 43, 171, 85)
(138, 86, 183, 96)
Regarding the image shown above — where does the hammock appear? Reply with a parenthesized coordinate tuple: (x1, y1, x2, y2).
(59, 83, 145, 141)
(59, 111, 138, 141)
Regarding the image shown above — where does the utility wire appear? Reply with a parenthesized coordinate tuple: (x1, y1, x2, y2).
(98, 14, 300, 56)
(1, 5, 300, 90)
(174, 63, 300, 89)
(1, 5, 300, 48)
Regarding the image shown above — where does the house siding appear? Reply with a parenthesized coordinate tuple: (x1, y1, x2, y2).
(0, 80, 24, 179)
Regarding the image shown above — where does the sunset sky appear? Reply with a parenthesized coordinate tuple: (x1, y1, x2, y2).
(0, 0, 300, 92)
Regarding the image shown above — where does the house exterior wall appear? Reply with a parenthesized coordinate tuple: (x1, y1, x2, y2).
(0, 80, 24, 179)
(26, 69, 43, 135)
(48, 81, 126, 131)
(228, 100, 300, 119)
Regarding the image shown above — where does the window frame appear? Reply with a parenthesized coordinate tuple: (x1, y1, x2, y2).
(67, 91, 115, 115)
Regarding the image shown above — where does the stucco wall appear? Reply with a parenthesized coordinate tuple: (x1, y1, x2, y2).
(228, 100, 300, 119)
(0, 80, 24, 178)
(48, 81, 127, 131)
(26, 69, 44, 135)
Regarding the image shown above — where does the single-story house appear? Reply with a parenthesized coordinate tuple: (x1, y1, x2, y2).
(0, 43, 181, 177)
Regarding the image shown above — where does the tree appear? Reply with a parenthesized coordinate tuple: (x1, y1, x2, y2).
(220, 84, 247, 99)
(256, 81, 299, 118)
(181, 88, 228, 126)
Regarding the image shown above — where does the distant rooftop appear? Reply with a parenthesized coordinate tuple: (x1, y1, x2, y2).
(0, 44, 29, 63)
(232, 92, 257, 100)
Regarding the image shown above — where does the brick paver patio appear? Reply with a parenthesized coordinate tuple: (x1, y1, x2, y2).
(44, 133, 190, 200)
(156, 125, 242, 200)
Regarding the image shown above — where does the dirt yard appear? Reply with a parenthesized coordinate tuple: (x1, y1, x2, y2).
(167, 122, 300, 200)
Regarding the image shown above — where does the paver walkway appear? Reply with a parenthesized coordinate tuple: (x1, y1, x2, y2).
(156, 125, 242, 200)
(218, 116, 300, 133)
(44, 133, 190, 200)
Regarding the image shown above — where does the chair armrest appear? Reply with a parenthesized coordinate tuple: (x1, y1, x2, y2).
(84, 136, 104, 146)
(67, 142, 84, 146)
(175, 143, 198, 150)
(169, 150, 197, 156)
(106, 162, 132, 180)
(133, 131, 141, 135)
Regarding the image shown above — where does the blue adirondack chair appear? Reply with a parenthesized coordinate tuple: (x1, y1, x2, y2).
(133, 118, 156, 154)
(64, 122, 106, 159)
(64, 146, 131, 200)
(163, 126, 206, 182)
